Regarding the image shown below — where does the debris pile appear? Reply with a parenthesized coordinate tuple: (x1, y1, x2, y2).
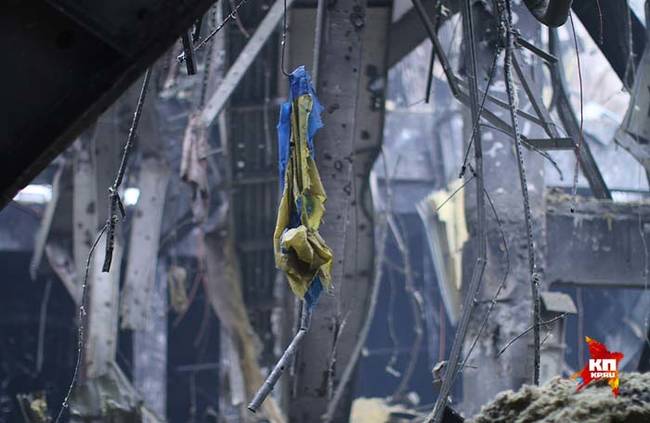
(470, 372, 650, 422)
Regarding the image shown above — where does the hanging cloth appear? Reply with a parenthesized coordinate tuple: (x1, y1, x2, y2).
(273, 66, 332, 309)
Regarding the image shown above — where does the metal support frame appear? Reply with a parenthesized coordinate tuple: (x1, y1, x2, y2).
(548, 29, 611, 199)
(410, 0, 610, 199)
(200, 0, 296, 126)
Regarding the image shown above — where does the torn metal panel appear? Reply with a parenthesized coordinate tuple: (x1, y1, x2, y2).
(614, 3, 650, 175)
(546, 189, 650, 288)
(30, 160, 72, 280)
(203, 229, 286, 423)
(45, 242, 80, 304)
(121, 157, 170, 330)
(540, 291, 577, 315)
(417, 180, 468, 324)
(572, 0, 646, 87)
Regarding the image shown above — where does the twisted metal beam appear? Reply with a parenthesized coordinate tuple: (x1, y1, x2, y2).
(523, 0, 573, 27)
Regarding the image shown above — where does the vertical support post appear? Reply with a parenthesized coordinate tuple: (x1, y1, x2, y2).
(85, 235, 122, 378)
(133, 261, 169, 419)
(288, 0, 367, 420)
(80, 103, 123, 380)
(121, 157, 170, 329)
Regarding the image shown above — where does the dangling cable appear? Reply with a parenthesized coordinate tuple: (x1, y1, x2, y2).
(102, 68, 153, 272)
(568, 12, 584, 212)
(499, 0, 541, 385)
(280, 0, 291, 77)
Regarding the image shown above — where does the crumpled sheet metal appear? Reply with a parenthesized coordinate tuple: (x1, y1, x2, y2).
(273, 66, 332, 308)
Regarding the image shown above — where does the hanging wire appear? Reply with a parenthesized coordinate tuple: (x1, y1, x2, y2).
(568, 12, 584, 213)
(102, 67, 152, 272)
(459, 49, 501, 178)
(280, 0, 291, 77)
(54, 224, 109, 423)
(198, 5, 218, 110)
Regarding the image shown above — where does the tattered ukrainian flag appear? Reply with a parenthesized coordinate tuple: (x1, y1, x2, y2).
(273, 66, 332, 309)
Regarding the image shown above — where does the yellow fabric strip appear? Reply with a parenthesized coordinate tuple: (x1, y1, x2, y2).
(273, 94, 332, 299)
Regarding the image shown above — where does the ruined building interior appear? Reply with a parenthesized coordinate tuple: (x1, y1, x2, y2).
(2, 0, 650, 422)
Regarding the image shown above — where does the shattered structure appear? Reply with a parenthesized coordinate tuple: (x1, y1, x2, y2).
(1, 0, 649, 422)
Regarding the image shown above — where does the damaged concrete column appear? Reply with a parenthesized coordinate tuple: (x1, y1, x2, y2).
(121, 156, 169, 329)
(289, 0, 368, 420)
(460, 1, 546, 414)
(132, 261, 168, 419)
(81, 103, 124, 379)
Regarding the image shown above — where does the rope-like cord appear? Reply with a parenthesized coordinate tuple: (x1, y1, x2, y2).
(54, 224, 109, 423)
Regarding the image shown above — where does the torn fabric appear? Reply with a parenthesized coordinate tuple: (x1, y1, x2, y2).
(180, 112, 210, 222)
(273, 66, 332, 309)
